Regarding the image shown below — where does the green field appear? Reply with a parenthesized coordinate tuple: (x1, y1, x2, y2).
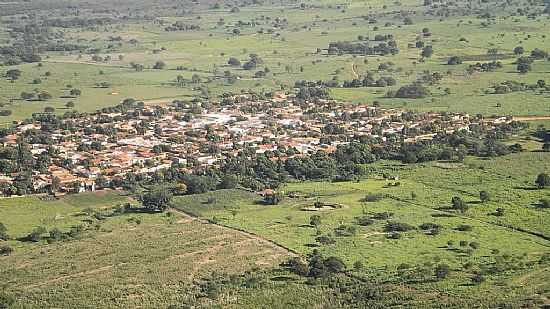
(1, 0, 550, 124)
(0, 192, 291, 308)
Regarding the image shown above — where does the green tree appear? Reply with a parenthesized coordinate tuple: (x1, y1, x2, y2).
(0, 222, 8, 240)
(536, 173, 550, 189)
(421, 46, 433, 58)
(152, 61, 166, 69)
(140, 188, 173, 212)
(479, 191, 490, 203)
(310, 215, 322, 228)
(434, 264, 450, 280)
(26, 226, 47, 242)
(451, 196, 468, 213)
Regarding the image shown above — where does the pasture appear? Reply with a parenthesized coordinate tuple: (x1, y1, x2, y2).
(1, 0, 550, 124)
(0, 191, 291, 308)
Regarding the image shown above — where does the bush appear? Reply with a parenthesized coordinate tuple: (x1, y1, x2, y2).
(419, 222, 441, 230)
(384, 222, 415, 232)
(0, 245, 13, 256)
(334, 225, 358, 237)
(434, 264, 450, 279)
(26, 226, 47, 242)
(456, 224, 473, 231)
(356, 216, 374, 226)
(372, 212, 393, 220)
(394, 84, 430, 99)
(447, 56, 463, 65)
(363, 193, 383, 202)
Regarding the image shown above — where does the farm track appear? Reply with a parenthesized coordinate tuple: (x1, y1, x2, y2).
(512, 116, 550, 121)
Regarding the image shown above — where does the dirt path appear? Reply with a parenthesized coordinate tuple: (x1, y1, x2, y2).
(26, 264, 126, 289)
(170, 208, 299, 257)
(350, 62, 359, 79)
(512, 116, 550, 121)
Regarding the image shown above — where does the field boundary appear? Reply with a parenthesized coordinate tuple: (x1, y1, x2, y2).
(170, 208, 300, 256)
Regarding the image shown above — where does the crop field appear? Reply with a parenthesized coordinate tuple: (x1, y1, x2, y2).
(0, 192, 291, 308)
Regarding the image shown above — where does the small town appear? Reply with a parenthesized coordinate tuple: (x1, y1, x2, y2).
(0, 92, 514, 195)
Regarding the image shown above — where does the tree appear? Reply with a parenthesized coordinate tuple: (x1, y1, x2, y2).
(447, 56, 462, 65)
(227, 57, 241, 66)
(174, 183, 187, 195)
(517, 62, 531, 74)
(315, 234, 336, 245)
(451, 196, 468, 213)
(191, 74, 201, 84)
(44, 107, 55, 113)
(5, 69, 21, 80)
(51, 176, 61, 193)
(140, 188, 173, 212)
(421, 46, 433, 58)
(536, 173, 550, 189)
(540, 199, 550, 209)
(479, 191, 490, 203)
(153, 61, 166, 69)
(37, 91, 52, 101)
(70, 89, 82, 96)
(434, 264, 450, 280)
(0, 222, 8, 240)
(65, 101, 75, 108)
(21, 92, 35, 100)
(394, 84, 430, 99)
(471, 273, 485, 285)
(26, 226, 47, 242)
(310, 215, 322, 228)
(219, 175, 238, 189)
(0, 245, 13, 256)
(513, 46, 524, 55)
(263, 191, 283, 205)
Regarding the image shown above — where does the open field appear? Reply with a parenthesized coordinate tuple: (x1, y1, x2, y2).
(0, 192, 292, 308)
(170, 151, 550, 306)
(1, 0, 550, 123)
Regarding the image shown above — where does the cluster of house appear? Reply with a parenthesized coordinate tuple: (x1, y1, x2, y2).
(1, 93, 511, 194)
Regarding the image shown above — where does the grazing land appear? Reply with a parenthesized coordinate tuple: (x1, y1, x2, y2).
(1, 0, 550, 124)
(0, 192, 292, 308)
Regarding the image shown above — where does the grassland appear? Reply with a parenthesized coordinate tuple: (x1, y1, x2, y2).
(1, 0, 550, 123)
(0, 191, 292, 308)
(170, 151, 550, 305)
(1, 153, 549, 307)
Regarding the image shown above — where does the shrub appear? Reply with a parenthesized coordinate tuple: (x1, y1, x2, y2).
(356, 216, 374, 226)
(394, 84, 430, 99)
(372, 212, 393, 220)
(0, 245, 13, 256)
(419, 222, 441, 230)
(456, 224, 473, 231)
(363, 193, 383, 202)
(447, 56, 462, 65)
(334, 225, 358, 237)
(434, 264, 450, 280)
(384, 222, 415, 232)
